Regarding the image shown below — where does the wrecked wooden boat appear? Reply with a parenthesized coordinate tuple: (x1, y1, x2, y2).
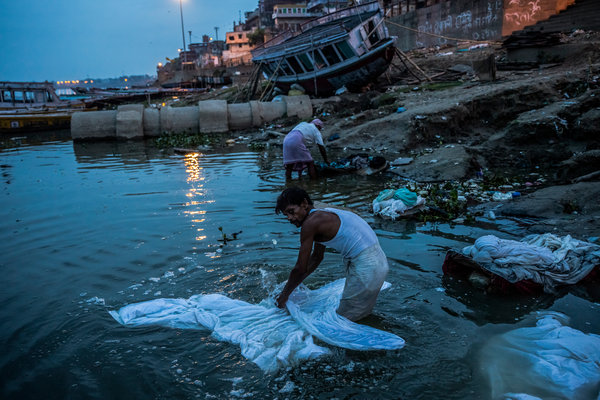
(251, 1, 395, 96)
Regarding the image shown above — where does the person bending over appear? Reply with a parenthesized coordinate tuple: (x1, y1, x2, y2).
(275, 187, 389, 321)
(282, 119, 329, 180)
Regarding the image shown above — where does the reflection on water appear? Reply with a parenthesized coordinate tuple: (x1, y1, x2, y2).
(1, 137, 598, 399)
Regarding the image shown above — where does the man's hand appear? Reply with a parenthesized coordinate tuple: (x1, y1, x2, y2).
(275, 293, 289, 309)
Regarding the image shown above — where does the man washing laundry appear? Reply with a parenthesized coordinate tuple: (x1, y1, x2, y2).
(282, 119, 329, 179)
(275, 187, 389, 321)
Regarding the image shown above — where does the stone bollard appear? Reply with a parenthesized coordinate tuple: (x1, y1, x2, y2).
(116, 104, 144, 139)
(227, 103, 253, 130)
(71, 110, 117, 140)
(160, 106, 199, 134)
(282, 95, 312, 120)
(143, 108, 161, 137)
(198, 100, 228, 133)
(249, 100, 287, 127)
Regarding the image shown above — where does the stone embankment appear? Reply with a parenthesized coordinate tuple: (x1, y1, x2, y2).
(70, 95, 313, 140)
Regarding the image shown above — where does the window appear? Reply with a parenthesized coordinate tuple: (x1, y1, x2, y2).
(238, 34, 242, 39)
(335, 41, 355, 60)
(286, 56, 304, 74)
(280, 61, 294, 76)
(1, 91, 10, 102)
(13, 91, 24, 103)
(282, 8, 287, 13)
(297, 53, 314, 71)
(229, 35, 234, 40)
(366, 20, 380, 46)
(312, 50, 327, 69)
(321, 45, 341, 66)
(25, 91, 36, 103)
(239, 43, 242, 48)
(293, 8, 296, 13)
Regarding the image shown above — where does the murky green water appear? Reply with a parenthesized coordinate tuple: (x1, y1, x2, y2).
(1, 133, 598, 399)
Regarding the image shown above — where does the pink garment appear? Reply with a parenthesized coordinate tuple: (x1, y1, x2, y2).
(283, 130, 313, 169)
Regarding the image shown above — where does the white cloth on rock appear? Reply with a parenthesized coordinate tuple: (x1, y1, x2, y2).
(462, 234, 600, 292)
(372, 197, 426, 220)
(109, 278, 404, 372)
(481, 312, 600, 400)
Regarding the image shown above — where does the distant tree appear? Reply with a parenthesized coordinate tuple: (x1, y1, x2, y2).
(248, 28, 265, 46)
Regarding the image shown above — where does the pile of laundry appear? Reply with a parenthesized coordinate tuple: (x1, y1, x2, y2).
(461, 234, 600, 293)
(109, 279, 405, 373)
(318, 153, 388, 176)
(372, 187, 426, 220)
(481, 312, 600, 400)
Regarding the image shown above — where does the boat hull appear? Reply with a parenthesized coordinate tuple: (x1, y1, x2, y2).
(271, 41, 395, 96)
(0, 112, 72, 133)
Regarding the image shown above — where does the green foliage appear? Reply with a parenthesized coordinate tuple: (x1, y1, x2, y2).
(248, 28, 265, 46)
(248, 142, 266, 151)
(154, 132, 215, 148)
(561, 200, 581, 214)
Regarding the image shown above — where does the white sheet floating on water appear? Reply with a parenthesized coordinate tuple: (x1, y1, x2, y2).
(481, 312, 600, 400)
(109, 279, 404, 372)
(462, 233, 600, 292)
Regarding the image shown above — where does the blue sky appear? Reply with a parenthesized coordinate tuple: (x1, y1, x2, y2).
(0, 0, 257, 82)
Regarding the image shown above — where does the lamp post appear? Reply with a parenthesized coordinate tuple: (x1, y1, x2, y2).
(179, 0, 187, 65)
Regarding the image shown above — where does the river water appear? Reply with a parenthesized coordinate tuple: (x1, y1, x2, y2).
(1, 132, 598, 399)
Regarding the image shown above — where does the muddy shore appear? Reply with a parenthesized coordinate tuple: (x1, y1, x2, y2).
(183, 33, 600, 239)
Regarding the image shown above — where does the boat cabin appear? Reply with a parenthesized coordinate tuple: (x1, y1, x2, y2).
(0, 81, 63, 110)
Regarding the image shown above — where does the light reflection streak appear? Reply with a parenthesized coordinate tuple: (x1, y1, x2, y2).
(183, 152, 213, 246)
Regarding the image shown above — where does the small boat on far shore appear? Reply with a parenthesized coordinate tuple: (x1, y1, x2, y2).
(0, 81, 88, 133)
(251, 1, 395, 96)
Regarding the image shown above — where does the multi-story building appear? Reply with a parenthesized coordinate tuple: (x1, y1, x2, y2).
(222, 24, 256, 66)
(272, 2, 316, 32)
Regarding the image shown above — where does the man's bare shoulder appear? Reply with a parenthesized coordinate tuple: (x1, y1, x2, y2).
(302, 210, 338, 232)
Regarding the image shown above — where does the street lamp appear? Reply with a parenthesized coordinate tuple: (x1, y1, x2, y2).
(179, 0, 186, 64)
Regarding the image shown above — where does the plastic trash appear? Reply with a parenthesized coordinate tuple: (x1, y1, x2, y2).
(327, 133, 340, 142)
(396, 107, 406, 113)
(335, 86, 348, 95)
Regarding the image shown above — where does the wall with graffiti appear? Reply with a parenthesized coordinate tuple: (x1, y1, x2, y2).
(387, 0, 574, 50)
(502, 0, 574, 35)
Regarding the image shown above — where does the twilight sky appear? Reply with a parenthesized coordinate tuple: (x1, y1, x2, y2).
(0, 0, 258, 82)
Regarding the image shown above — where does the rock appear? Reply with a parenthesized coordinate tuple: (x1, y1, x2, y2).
(390, 145, 477, 182)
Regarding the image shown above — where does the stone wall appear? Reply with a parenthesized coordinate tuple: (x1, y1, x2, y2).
(387, 0, 575, 49)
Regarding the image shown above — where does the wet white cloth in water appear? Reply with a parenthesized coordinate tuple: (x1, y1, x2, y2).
(481, 312, 600, 400)
(109, 279, 404, 372)
(462, 234, 600, 292)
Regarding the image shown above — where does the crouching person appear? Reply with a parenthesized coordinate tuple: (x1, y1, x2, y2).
(275, 187, 389, 321)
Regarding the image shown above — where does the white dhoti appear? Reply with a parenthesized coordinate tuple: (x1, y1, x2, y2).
(337, 244, 389, 321)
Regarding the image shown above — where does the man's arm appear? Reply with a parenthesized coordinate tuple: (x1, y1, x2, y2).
(318, 144, 329, 164)
(276, 224, 324, 308)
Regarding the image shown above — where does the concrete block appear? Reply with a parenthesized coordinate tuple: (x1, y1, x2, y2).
(249, 101, 287, 127)
(143, 108, 161, 137)
(116, 104, 144, 139)
(71, 110, 117, 140)
(160, 106, 199, 134)
(198, 100, 228, 133)
(282, 95, 313, 119)
(227, 103, 252, 130)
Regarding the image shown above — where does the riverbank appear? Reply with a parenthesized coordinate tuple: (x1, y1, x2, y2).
(143, 32, 600, 239)
(222, 32, 600, 239)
